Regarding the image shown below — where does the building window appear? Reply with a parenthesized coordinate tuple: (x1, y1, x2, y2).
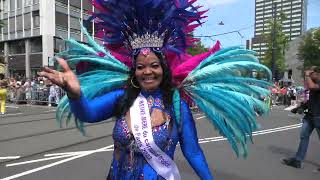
(264, 14, 272, 18)
(25, 0, 32, 6)
(291, 23, 301, 27)
(17, 0, 23, 9)
(32, 11, 40, 28)
(16, 15, 23, 31)
(291, 32, 301, 36)
(56, 0, 68, 4)
(2, 18, 8, 34)
(33, 0, 39, 4)
(54, 38, 66, 53)
(70, 16, 81, 34)
(282, 6, 291, 10)
(55, 12, 68, 29)
(30, 37, 42, 53)
(70, 0, 81, 8)
(9, 40, 25, 54)
(265, 10, 272, 13)
(83, 0, 92, 11)
(9, 17, 15, 33)
(292, 9, 301, 13)
(3, 0, 8, 12)
(292, 5, 301, 9)
(24, 13, 31, 30)
(292, 14, 301, 17)
(292, 27, 301, 31)
(10, 0, 15, 11)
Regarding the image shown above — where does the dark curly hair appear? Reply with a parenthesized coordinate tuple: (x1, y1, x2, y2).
(114, 51, 174, 118)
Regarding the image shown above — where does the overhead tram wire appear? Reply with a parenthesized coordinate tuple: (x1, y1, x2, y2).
(194, 25, 254, 38)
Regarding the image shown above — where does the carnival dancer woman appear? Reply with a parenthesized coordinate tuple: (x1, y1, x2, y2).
(40, 49, 213, 179)
(39, 0, 271, 179)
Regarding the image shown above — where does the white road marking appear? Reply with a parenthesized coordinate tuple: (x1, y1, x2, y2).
(1, 124, 302, 180)
(1, 145, 114, 180)
(0, 156, 20, 160)
(5, 106, 19, 109)
(196, 116, 206, 120)
(6, 154, 76, 167)
(198, 123, 302, 143)
(44, 147, 114, 157)
(2, 113, 23, 116)
(44, 110, 56, 113)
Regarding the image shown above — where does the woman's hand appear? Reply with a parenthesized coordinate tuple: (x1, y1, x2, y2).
(38, 58, 81, 99)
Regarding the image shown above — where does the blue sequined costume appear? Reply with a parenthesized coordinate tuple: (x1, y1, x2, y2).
(69, 89, 213, 179)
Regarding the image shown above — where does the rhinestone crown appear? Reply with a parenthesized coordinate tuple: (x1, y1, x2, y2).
(129, 32, 164, 50)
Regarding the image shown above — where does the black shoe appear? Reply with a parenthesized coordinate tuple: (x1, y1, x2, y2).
(281, 157, 301, 168)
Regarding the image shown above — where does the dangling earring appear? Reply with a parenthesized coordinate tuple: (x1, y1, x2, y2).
(131, 77, 140, 88)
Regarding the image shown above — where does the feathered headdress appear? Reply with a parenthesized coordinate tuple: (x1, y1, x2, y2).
(86, 0, 207, 67)
(56, 0, 272, 158)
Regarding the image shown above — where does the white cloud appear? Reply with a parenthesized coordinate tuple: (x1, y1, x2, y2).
(199, 0, 238, 7)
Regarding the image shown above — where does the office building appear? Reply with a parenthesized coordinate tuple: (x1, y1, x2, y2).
(0, 0, 94, 78)
(251, 0, 307, 59)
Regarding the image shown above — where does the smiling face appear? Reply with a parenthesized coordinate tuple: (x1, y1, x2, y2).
(134, 51, 163, 92)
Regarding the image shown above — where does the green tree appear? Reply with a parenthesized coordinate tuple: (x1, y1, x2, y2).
(186, 33, 209, 55)
(298, 28, 320, 68)
(262, 12, 289, 75)
(187, 40, 209, 55)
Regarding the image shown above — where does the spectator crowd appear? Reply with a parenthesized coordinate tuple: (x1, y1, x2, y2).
(4, 76, 64, 106)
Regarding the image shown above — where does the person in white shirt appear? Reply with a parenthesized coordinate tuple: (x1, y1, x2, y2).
(48, 84, 60, 106)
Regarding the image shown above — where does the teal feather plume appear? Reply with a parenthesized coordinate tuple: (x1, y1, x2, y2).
(55, 27, 129, 133)
(191, 47, 260, 72)
(181, 46, 272, 157)
(187, 61, 271, 82)
(173, 89, 181, 126)
(80, 23, 108, 55)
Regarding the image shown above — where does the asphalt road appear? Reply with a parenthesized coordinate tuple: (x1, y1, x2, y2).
(0, 104, 319, 180)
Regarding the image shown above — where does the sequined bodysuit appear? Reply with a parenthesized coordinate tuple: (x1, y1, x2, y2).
(69, 89, 213, 179)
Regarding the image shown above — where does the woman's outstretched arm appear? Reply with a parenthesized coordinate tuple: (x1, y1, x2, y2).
(68, 89, 124, 123)
(179, 100, 214, 180)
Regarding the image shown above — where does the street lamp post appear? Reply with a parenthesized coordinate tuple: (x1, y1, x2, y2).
(271, 2, 277, 81)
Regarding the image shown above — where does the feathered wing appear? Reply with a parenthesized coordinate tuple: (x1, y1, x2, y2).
(181, 46, 272, 157)
(55, 25, 129, 133)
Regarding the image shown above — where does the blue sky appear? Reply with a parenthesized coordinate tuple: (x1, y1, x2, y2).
(194, 0, 320, 48)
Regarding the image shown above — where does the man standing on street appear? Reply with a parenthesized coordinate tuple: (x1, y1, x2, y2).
(282, 66, 320, 171)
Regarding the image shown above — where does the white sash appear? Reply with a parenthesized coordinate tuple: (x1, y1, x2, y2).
(130, 94, 181, 180)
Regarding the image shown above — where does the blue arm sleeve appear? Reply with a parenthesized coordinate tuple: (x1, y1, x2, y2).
(68, 89, 124, 123)
(179, 100, 213, 180)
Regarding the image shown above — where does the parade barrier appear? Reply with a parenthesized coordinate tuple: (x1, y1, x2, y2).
(7, 88, 65, 105)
